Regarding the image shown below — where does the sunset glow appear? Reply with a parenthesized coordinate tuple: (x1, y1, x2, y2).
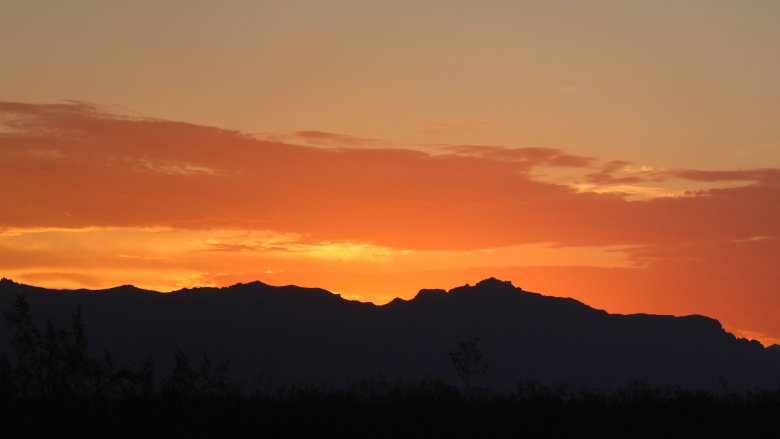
(1, 1, 779, 345)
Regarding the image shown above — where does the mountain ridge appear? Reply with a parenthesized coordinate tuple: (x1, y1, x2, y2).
(0, 275, 736, 327)
(0, 276, 777, 390)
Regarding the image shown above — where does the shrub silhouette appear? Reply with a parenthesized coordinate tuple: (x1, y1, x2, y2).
(449, 337, 488, 396)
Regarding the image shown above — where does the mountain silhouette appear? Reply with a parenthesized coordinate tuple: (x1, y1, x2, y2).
(1, 276, 777, 391)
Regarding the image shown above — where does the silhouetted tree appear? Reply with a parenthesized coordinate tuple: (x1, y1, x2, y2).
(109, 356, 156, 398)
(449, 337, 488, 396)
(3, 294, 113, 398)
(161, 350, 230, 399)
(4, 294, 42, 396)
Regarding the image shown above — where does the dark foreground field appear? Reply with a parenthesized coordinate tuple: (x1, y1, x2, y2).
(3, 379, 780, 438)
(2, 291, 780, 438)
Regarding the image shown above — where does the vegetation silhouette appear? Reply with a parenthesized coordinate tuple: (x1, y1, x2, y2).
(2, 292, 780, 437)
(449, 337, 488, 396)
(2, 294, 113, 399)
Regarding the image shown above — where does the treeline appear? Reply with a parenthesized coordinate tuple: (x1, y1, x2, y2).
(2, 294, 780, 438)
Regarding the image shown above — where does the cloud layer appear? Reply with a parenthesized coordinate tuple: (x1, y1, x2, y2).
(2, 101, 778, 249)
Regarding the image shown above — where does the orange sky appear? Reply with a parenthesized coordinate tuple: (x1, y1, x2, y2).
(1, 101, 779, 345)
(1, 2, 779, 344)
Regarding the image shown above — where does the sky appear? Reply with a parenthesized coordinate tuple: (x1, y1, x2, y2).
(1, 1, 779, 344)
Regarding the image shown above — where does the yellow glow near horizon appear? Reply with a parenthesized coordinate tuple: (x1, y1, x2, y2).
(0, 226, 634, 292)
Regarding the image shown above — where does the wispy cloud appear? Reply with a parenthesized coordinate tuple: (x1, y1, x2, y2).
(135, 158, 221, 176)
(439, 144, 595, 168)
(291, 130, 377, 147)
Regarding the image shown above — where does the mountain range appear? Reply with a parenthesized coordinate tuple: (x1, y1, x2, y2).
(1, 277, 778, 391)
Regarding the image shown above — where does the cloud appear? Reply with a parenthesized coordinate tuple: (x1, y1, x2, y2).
(671, 169, 780, 184)
(291, 130, 376, 147)
(586, 160, 780, 188)
(135, 158, 221, 176)
(572, 184, 687, 198)
(586, 160, 664, 184)
(1, 101, 779, 251)
(442, 145, 595, 168)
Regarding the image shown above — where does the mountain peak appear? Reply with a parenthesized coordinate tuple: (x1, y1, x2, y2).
(448, 278, 520, 296)
(474, 277, 517, 290)
(100, 284, 154, 295)
(230, 280, 271, 289)
(412, 288, 447, 301)
(0, 277, 15, 285)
